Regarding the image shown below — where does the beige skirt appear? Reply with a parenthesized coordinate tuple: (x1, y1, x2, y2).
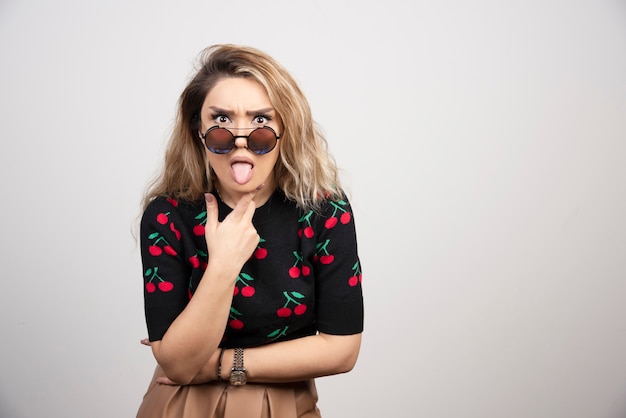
(136, 366, 321, 418)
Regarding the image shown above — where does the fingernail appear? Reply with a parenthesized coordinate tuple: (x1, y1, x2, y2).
(204, 193, 214, 202)
(255, 183, 265, 191)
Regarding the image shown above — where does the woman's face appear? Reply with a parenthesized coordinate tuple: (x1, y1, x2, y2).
(199, 77, 282, 206)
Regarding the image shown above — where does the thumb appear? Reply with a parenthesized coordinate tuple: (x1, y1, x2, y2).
(204, 193, 219, 234)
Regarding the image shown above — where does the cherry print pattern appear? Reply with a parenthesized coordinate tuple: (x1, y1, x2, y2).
(348, 261, 363, 287)
(188, 249, 207, 269)
(169, 222, 181, 240)
(324, 200, 351, 229)
(275, 291, 307, 318)
(142, 193, 363, 346)
(288, 251, 311, 278)
(193, 210, 207, 236)
(235, 272, 256, 297)
(297, 211, 315, 238)
(253, 237, 268, 259)
(146, 232, 178, 257)
(228, 306, 244, 330)
(267, 326, 289, 342)
(156, 212, 169, 225)
(144, 266, 174, 293)
(314, 239, 335, 265)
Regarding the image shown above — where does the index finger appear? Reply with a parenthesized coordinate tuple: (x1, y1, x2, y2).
(231, 184, 264, 219)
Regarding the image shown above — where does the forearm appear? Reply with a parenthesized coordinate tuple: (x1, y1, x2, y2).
(217, 333, 362, 384)
(152, 262, 239, 384)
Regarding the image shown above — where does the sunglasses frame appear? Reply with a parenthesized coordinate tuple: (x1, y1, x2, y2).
(199, 126, 280, 155)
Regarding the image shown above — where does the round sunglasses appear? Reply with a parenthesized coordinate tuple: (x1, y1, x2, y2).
(199, 126, 280, 155)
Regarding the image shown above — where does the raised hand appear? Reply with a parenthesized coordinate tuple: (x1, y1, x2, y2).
(203, 188, 261, 270)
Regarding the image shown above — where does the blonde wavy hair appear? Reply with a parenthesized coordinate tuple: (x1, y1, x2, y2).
(142, 44, 341, 211)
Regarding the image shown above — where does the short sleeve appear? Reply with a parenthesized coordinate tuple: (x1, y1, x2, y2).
(312, 195, 364, 335)
(140, 197, 193, 341)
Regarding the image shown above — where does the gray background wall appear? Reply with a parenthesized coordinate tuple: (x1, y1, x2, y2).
(1, 1, 625, 417)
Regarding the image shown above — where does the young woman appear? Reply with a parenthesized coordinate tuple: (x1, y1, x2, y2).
(136, 44, 364, 418)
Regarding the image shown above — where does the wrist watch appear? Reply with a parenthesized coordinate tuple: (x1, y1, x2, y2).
(229, 348, 247, 386)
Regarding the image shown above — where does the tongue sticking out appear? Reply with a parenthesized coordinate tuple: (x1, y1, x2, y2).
(231, 162, 253, 185)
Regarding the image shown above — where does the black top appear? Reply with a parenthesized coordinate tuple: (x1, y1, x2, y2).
(140, 190, 364, 348)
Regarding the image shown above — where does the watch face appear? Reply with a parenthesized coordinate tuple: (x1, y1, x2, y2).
(230, 370, 247, 386)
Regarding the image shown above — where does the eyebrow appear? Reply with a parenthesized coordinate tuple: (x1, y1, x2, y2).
(208, 106, 276, 116)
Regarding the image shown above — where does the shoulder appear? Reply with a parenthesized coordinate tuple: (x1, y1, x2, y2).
(142, 196, 204, 225)
(318, 191, 354, 217)
(144, 196, 181, 213)
(301, 191, 357, 234)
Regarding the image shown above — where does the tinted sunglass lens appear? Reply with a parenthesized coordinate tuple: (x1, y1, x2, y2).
(248, 128, 277, 154)
(205, 128, 234, 154)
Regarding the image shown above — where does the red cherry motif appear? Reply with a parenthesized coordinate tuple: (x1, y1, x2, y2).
(297, 226, 315, 238)
(233, 286, 239, 296)
(158, 281, 174, 292)
(297, 227, 314, 238)
(146, 232, 176, 258)
(241, 286, 255, 297)
(276, 291, 305, 318)
(166, 197, 178, 207)
(289, 251, 308, 278)
(186, 250, 207, 269)
(294, 304, 307, 315)
(228, 307, 244, 329)
(253, 237, 268, 259)
(189, 256, 200, 268)
(169, 222, 181, 240)
(277, 307, 292, 317)
(348, 261, 362, 287)
(325, 217, 338, 229)
(144, 267, 174, 294)
(156, 213, 169, 225)
(148, 245, 162, 256)
(298, 211, 315, 238)
(229, 319, 244, 329)
(192, 210, 208, 236)
(326, 200, 351, 229)
(314, 239, 334, 266)
(234, 272, 256, 298)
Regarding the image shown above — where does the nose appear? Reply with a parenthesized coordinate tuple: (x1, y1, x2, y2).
(233, 133, 249, 149)
(232, 126, 253, 149)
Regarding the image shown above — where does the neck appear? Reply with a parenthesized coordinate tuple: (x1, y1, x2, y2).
(215, 181, 276, 208)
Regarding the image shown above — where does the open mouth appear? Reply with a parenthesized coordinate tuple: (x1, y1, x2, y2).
(231, 160, 254, 185)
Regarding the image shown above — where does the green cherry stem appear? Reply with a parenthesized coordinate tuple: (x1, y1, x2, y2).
(329, 201, 347, 213)
(282, 291, 304, 306)
(316, 239, 331, 255)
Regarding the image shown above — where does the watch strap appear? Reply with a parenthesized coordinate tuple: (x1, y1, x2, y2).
(230, 348, 247, 386)
(233, 347, 244, 370)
